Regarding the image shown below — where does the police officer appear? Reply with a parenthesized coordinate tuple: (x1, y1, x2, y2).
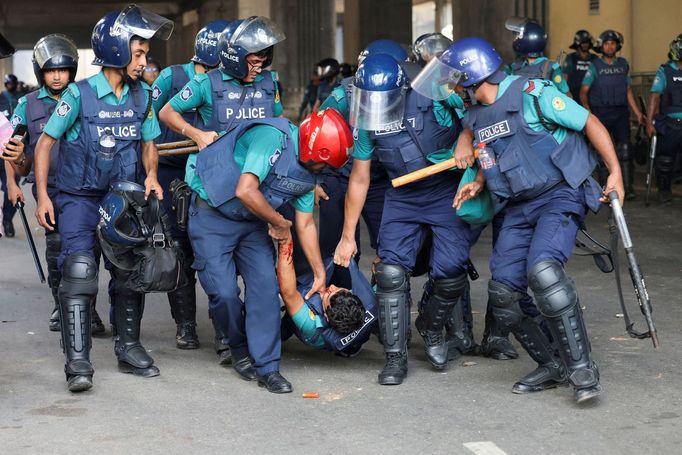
(0, 73, 21, 236)
(646, 34, 682, 203)
(335, 54, 473, 385)
(152, 19, 229, 352)
(0, 74, 19, 118)
(432, 37, 622, 403)
(580, 30, 644, 200)
(1, 34, 105, 334)
(32, 5, 173, 392)
(311, 58, 340, 112)
(186, 109, 351, 393)
(142, 58, 161, 86)
(563, 30, 598, 101)
(158, 16, 284, 365)
(505, 18, 570, 95)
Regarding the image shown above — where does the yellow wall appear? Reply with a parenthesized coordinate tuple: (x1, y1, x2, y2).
(548, 0, 681, 73)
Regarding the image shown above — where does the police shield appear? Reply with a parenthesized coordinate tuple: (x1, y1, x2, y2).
(411, 56, 465, 101)
(349, 84, 406, 131)
(33, 34, 79, 69)
(114, 4, 174, 41)
(229, 16, 285, 53)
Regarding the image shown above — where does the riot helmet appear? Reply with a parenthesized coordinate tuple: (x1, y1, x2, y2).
(316, 58, 340, 81)
(4, 73, 18, 88)
(570, 30, 594, 50)
(0, 32, 15, 59)
(193, 20, 230, 68)
(596, 30, 623, 56)
(32, 34, 79, 90)
(217, 16, 285, 79)
(506, 17, 547, 58)
(357, 39, 408, 65)
(669, 34, 682, 62)
(411, 37, 505, 101)
(349, 53, 407, 131)
(299, 108, 353, 169)
(91, 4, 173, 68)
(339, 62, 353, 78)
(412, 33, 452, 67)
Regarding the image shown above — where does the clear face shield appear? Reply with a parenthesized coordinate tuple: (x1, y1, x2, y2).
(349, 85, 406, 131)
(33, 34, 79, 69)
(505, 16, 529, 37)
(230, 16, 286, 53)
(413, 34, 452, 64)
(114, 4, 174, 41)
(410, 57, 465, 101)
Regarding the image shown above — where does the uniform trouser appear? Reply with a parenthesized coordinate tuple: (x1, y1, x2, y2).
(655, 118, 682, 191)
(490, 184, 586, 302)
(0, 163, 19, 223)
(157, 163, 197, 325)
(378, 179, 472, 278)
(187, 194, 281, 376)
(32, 184, 62, 306)
(592, 106, 633, 189)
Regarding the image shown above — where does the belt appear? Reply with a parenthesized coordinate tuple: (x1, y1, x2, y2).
(195, 196, 213, 209)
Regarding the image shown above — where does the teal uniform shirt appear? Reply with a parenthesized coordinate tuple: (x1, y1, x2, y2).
(43, 71, 160, 142)
(320, 85, 350, 120)
(582, 57, 633, 87)
(291, 303, 326, 349)
(650, 61, 682, 120)
(187, 123, 314, 212)
(10, 86, 58, 129)
(168, 70, 283, 126)
(151, 61, 196, 113)
(353, 92, 464, 162)
(508, 56, 570, 94)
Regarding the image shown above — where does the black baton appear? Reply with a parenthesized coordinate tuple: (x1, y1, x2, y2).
(608, 191, 659, 348)
(15, 200, 46, 283)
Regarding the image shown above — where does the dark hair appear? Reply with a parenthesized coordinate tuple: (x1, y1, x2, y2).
(130, 36, 149, 46)
(326, 290, 365, 335)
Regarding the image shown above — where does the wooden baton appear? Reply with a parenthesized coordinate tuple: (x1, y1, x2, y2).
(156, 139, 196, 150)
(391, 149, 479, 188)
(158, 146, 199, 156)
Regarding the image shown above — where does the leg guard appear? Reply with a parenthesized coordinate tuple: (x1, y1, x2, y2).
(445, 280, 479, 360)
(419, 275, 467, 369)
(656, 155, 674, 201)
(488, 280, 567, 393)
(46, 231, 62, 332)
(617, 143, 635, 199)
(529, 260, 601, 401)
(374, 263, 409, 385)
(168, 239, 199, 349)
(58, 254, 97, 392)
(112, 274, 159, 378)
(480, 295, 519, 360)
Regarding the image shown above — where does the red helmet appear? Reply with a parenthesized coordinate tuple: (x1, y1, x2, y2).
(299, 108, 353, 169)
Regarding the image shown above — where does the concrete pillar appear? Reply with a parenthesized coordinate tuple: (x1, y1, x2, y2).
(343, 0, 412, 64)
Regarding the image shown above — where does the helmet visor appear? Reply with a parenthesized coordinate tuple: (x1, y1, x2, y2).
(33, 34, 79, 69)
(114, 5, 174, 41)
(230, 16, 285, 53)
(505, 17, 529, 34)
(413, 34, 452, 64)
(0, 33, 15, 59)
(349, 85, 406, 131)
(411, 57, 464, 101)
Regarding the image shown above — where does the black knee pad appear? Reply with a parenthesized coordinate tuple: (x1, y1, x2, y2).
(374, 263, 408, 293)
(616, 142, 631, 161)
(60, 254, 98, 297)
(488, 280, 523, 329)
(432, 274, 467, 301)
(528, 260, 577, 318)
(655, 155, 675, 174)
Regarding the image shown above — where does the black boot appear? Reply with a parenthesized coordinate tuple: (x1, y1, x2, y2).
(113, 277, 159, 378)
(169, 287, 199, 349)
(530, 261, 602, 403)
(59, 255, 98, 392)
(46, 232, 62, 332)
(3, 219, 14, 237)
(91, 300, 106, 336)
(212, 317, 231, 365)
(480, 306, 519, 360)
(445, 280, 479, 360)
(375, 264, 409, 385)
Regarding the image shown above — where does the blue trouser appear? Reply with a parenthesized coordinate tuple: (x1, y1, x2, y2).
(0, 163, 19, 223)
(378, 178, 472, 278)
(592, 106, 630, 145)
(188, 193, 281, 375)
(157, 163, 188, 240)
(490, 184, 587, 292)
(56, 193, 103, 268)
(31, 184, 61, 230)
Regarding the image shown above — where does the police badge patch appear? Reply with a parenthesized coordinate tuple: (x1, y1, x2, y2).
(552, 96, 566, 111)
(56, 101, 71, 117)
(10, 115, 21, 128)
(180, 86, 193, 101)
(268, 149, 281, 166)
(152, 86, 162, 101)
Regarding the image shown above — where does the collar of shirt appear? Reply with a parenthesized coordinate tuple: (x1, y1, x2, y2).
(90, 71, 130, 100)
(184, 61, 198, 78)
(669, 61, 680, 70)
(527, 56, 548, 66)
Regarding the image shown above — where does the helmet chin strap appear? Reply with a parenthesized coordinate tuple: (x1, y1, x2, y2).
(46, 85, 65, 96)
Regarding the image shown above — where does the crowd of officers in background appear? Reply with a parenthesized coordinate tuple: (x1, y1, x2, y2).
(0, 5, 680, 405)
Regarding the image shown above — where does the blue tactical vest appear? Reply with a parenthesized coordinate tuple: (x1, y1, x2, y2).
(57, 79, 147, 196)
(203, 68, 277, 133)
(293, 258, 377, 353)
(660, 63, 682, 116)
(466, 77, 599, 210)
(196, 117, 316, 221)
(157, 65, 200, 168)
(24, 90, 59, 187)
(588, 58, 629, 108)
(368, 89, 460, 186)
(565, 52, 598, 100)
